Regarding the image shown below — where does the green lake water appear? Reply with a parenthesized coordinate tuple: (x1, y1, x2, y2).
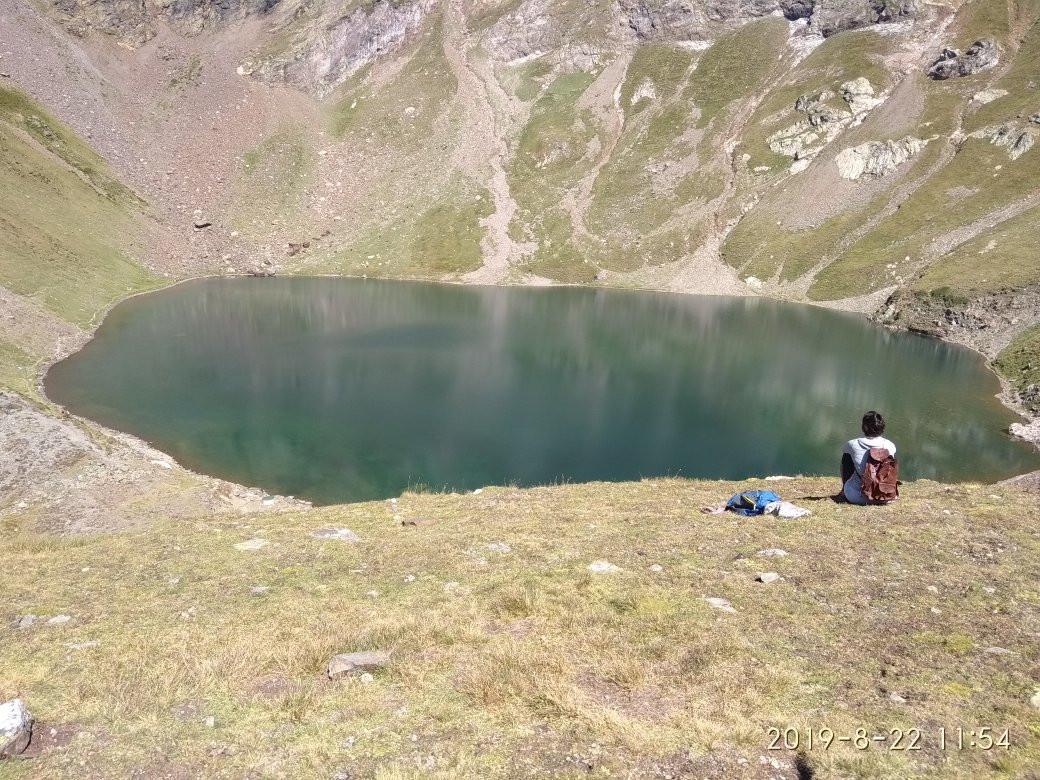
(45, 278, 1040, 504)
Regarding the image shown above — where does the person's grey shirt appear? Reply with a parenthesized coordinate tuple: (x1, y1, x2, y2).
(842, 435, 897, 504)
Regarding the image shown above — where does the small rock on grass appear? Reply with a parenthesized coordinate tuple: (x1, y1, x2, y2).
(757, 548, 788, 557)
(0, 698, 33, 758)
(327, 651, 391, 680)
(66, 640, 99, 651)
(889, 692, 907, 704)
(234, 538, 268, 551)
(1031, 689, 1040, 710)
(649, 564, 663, 573)
(46, 615, 71, 625)
(11, 615, 36, 630)
(486, 542, 511, 554)
(250, 585, 270, 596)
(588, 560, 621, 573)
(756, 572, 780, 584)
(984, 646, 1016, 655)
(705, 597, 736, 613)
(310, 528, 359, 542)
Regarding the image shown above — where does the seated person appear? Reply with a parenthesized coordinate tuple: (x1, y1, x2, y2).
(840, 410, 897, 505)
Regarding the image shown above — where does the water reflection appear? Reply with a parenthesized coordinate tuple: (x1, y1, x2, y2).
(46, 278, 1039, 503)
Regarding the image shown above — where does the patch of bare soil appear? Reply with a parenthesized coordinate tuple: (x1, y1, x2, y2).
(20, 722, 81, 758)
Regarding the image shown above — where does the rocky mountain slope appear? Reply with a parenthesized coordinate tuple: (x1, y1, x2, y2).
(0, 0, 1038, 524)
(4, 0, 1038, 306)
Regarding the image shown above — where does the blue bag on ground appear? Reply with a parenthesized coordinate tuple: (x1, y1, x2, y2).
(725, 490, 782, 516)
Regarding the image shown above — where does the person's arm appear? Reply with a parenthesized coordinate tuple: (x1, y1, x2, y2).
(841, 453, 856, 485)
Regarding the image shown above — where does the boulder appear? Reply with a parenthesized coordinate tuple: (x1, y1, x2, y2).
(984, 124, 1035, 160)
(779, 0, 814, 20)
(835, 136, 924, 180)
(928, 39, 999, 79)
(807, 102, 850, 127)
(327, 650, 391, 679)
(0, 699, 32, 758)
(11, 615, 36, 630)
(1011, 131, 1034, 159)
(840, 77, 881, 113)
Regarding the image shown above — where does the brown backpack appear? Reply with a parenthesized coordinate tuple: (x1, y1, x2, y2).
(861, 447, 899, 502)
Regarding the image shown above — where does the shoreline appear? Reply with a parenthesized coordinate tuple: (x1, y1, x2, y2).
(30, 271, 1040, 511)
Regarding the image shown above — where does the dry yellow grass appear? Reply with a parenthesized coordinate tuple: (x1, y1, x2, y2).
(1, 476, 1039, 778)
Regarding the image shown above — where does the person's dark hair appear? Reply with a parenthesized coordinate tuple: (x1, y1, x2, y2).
(862, 410, 886, 437)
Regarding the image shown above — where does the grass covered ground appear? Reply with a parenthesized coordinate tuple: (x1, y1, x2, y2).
(995, 325, 1040, 400)
(0, 83, 158, 408)
(2, 476, 1039, 779)
(0, 85, 157, 327)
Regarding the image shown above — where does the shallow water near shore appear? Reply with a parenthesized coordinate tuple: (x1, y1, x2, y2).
(45, 277, 1040, 504)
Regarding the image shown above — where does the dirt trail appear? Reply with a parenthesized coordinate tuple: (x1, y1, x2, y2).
(441, 0, 521, 284)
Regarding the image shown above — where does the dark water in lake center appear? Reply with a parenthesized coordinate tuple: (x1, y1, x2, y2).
(45, 278, 1040, 504)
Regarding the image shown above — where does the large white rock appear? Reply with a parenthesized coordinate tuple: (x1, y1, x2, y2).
(840, 77, 882, 113)
(0, 698, 32, 758)
(836, 137, 925, 180)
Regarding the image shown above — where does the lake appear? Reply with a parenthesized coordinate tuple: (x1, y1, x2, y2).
(45, 278, 1040, 504)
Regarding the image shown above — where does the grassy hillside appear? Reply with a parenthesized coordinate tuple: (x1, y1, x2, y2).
(720, 0, 1040, 301)
(0, 84, 158, 395)
(2, 476, 1039, 778)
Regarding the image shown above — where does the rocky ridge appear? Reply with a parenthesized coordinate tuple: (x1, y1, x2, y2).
(239, 0, 438, 96)
(51, 0, 280, 45)
(619, 0, 917, 40)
